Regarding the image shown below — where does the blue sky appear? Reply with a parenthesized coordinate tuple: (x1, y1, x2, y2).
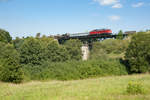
(0, 0, 150, 38)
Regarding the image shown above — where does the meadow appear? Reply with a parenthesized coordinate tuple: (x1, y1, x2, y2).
(0, 74, 150, 100)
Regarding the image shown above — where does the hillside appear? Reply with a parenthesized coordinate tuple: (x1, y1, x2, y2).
(0, 74, 150, 100)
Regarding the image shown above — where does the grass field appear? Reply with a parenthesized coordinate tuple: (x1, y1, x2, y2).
(0, 74, 150, 100)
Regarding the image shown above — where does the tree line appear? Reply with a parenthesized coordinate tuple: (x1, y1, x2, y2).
(0, 29, 150, 83)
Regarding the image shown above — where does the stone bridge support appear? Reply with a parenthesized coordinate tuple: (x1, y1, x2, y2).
(81, 44, 89, 61)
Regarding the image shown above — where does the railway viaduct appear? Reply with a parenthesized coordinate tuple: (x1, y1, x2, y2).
(57, 34, 128, 44)
(57, 34, 128, 60)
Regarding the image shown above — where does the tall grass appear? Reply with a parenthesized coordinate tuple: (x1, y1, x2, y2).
(0, 74, 150, 100)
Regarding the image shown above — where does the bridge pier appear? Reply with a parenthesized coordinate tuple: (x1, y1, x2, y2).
(81, 44, 89, 61)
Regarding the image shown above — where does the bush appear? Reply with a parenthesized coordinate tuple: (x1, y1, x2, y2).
(0, 43, 23, 83)
(126, 81, 144, 94)
(23, 59, 128, 81)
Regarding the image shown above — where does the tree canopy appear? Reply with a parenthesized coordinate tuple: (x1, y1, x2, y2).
(116, 30, 124, 40)
(125, 32, 150, 73)
(0, 29, 12, 43)
(64, 39, 82, 61)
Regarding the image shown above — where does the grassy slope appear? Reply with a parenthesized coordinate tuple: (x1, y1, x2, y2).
(0, 74, 150, 100)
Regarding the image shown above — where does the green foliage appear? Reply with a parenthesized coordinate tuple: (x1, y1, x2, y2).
(19, 37, 43, 65)
(45, 41, 70, 62)
(0, 28, 131, 83)
(64, 39, 82, 61)
(39, 36, 70, 62)
(116, 30, 124, 40)
(125, 32, 150, 73)
(126, 81, 144, 94)
(90, 39, 129, 59)
(23, 59, 127, 81)
(13, 37, 24, 50)
(19, 37, 71, 65)
(90, 42, 107, 59)
(0, 43, 23, 83)
(39, 35, 56, 47)
(0, 29, 12, 43)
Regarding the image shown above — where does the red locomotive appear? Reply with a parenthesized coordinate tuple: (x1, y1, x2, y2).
(89, 29, 112, 35)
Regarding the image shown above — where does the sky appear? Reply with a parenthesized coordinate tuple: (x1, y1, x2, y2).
(0, 0, 150, 38)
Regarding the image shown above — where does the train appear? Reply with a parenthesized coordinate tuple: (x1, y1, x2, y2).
(56, 29, 113, 41)
(69, 29, 112, 37)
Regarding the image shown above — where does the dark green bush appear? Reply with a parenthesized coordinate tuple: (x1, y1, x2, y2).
(0, 43, 23, 83)
(125, 32, 150, 73)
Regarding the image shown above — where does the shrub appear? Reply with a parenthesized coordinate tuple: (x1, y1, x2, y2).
(126, 81, 144, 94)
(0, 43, 23, 83)
(23, 59, 128, 81)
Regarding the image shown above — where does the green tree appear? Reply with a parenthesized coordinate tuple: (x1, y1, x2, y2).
(45, 41, 70, 62)
(39, 35, 56, 47)
(39, 36, 70, 62)
(117, 30, 124, 40)
(19, 37, 43, 65)
(64, 39, 82, 61)
(13, 37, 24, 50)
(36, 33, 41, 38)
(125, 32, 150, 73)
(0, 43, 23, 83)
(0, 29, 12, 43)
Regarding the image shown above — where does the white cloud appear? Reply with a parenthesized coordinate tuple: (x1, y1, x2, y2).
(112, 3, 122, 8)
(93, 0, 118, 5)
(109, 15, 120, 21)
(132, 2, 144, 8)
